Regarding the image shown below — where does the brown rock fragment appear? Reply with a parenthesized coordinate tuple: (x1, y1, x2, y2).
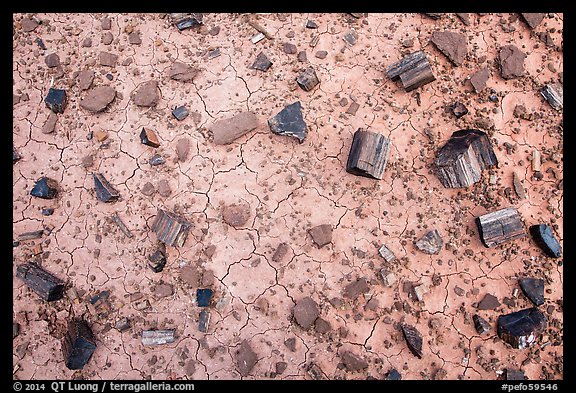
(521, 13, 545, 29)
(314, 318, 332, 334)
(284, 337, 297, 352)
(343, 277, 370, 300)
(308, 224, 332, 248)
(430, 31, 467, 66)
(21, 18, 39, 32)
(157, 179, 171, 197)
(132, 80, 160, 107)
(272, 243, 290, 262)
(470, 68, 490, 93)
(77, 70, 95, 91)
(140, 182, 155, 196)
(340, 351, 368, 371)
(176, 138, 190, 162)
(499, 45, 526, 79)
(45, 53, 60, 68)
(80, 86, 116, 113)
(210, 112, 259, 145)
(236, 340, 257, 377)
(293, 297, 319, 330)
(477, 293, 501, 310)
(41, 112, 58, 134)
(168, 62, 200, 82)
(456, 13, 470, 25)
(513, 172, 526, 199)
(222, 203, 251, 227)
(99, 51, 118, 67)
(401, 323, 423, 358)
(101, 17, 112, 30)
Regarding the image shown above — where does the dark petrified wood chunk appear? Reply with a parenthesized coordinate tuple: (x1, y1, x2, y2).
(196, 288, 214, 307)
(497, 307, 547, 349)
(141, 329, 175, 345)
(148, 245, 167, 272)
(293, 297, 319, 330)
(519, 278, 545, 306)
(140, 127, 161, 148)
(306, 362, 326, 380)
(251, 52, 273, 71)
(44, 88, 67, 114)
(529, 224, 562, 258)
(505, 369, 525, 380)
(296, 66, 320, 91)
(16, 262, 65, 301)
(172, 105, 189, 121)
(386, 51, 436, 92)
(30, 176, 59, 199)
(520, 13, 545, 29)
(346, 129, 391, 180)
(385, 368, 402, 380)
(434, 129, 498, 188)
(13, 146, 21, 163)
(451, 102, 468, 118)
(472, 314, 491, 334)
(415, 229, 443, 255)
(476, 207, 525, 248)
(170, 13, 203, 30)
(378, 244, 396, 262)
(93, 173, 120, 202)
(268, 101, 308, 143)
(401, 323, 423, 358)
(115, 317, 131, 332)
(62, 319, 97, 370)
(198, 309, 210, 332)
(540, 83, 563, 111)
(308, 224, 333, 248)
(151, 208, 191, 247)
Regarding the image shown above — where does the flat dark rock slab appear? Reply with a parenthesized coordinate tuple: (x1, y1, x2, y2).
(529, 224, 562, 258)
(456, 13, 470, 25)
(431, 31, 467, 66)
(210, 112, 259, 145)
(296, 66, 320, 91)
(386, 50, 436, 92)
(80, 86, 116, 113)
(45, 53, 60, 68)
(415, 229, 443, 254)
(343, 277, 370, 300)
(340, 351, 368, 371)
(196, 289, 213, 307)
(99, 51, 118, 67)
(16, 262, 65, 301)
(132, 80, 160, 107)
(346, 129, 391, 180)
(497, 307, 547, 349)
(293, 297, 319, 330)
(519, 278, 545, 306)
(521, 13, 545, 29)
(477, 293, 501, 310)
(470, 68, 490, 93)
(62, 319, 97, 370)
(30, 177, 59, 199)
(168, 61, 200, 82)
(401, 323, 423, 358)
(268, 101, 308, 143)
(78, 70, 95, 91)
(140, 127, 161, 148)
(385, 368, 402, 380)
(251, 52, 272, 71)
(93, 173, 120, 202)
(476, 207, 526, 248)
(176, 137, 190, 161)
(499, 45, 526, 79)
(44, 88, 67, 114)
(308, 224, 332, 248)
(505, 369, 525, 380)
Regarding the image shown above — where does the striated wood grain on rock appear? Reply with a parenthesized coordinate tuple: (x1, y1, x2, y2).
(476, 207, 526, 248)
(346, 129, 391, 180)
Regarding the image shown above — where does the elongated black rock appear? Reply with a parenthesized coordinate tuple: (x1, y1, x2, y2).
(16, 262, 65, 301)
(386, 50, 436, 92)
(540, 83, 563, 111)
(44, 88, 67, 113)
(497, 307, 547, 349)
(62, 319, 97, 370)
(434, 129, 498, 188)
(296, 66, 320, 91)
(151, 209, 192, 247)
(401, 323, 423, 358)
(251, 52, 272, 72)
(530, 224, 562, 258)
(197, 288, 213, 307)
(268, 101, 308, 143)
(472, 314, 491, 334)
(30, 177, 59, 199)
(519, 278, 545, 306)
(198, 309, 210, 332)
(476, 207, 525, 248)
(93, 173, 120, 202)
(346, 129, 391, 180)
(13, 146, 21, 163)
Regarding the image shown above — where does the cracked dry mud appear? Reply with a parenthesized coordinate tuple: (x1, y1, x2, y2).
(13, 13, 563, 380)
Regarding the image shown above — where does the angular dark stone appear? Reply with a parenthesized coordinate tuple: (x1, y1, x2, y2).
(111, 213, 133, 238)
(211, 112, 259, 145)
(21, 18, 39, 32)
(149, 154, 165, 166)
(13, 322, 20, 339)
(346, 102, 360, 115)
(415, 229, 443, 255)
(451, 102, 468, 118)
(236, 339, 257, 377)
(30, 177, 59, 199)
(172, 105, 189, 121)
(293, 297, 319, 330)
(476, 207, 525, 248)
(386, 50, 436, 92)
(456, 13, 470, 25)
(314, 50, 328, 59)
(45, 53, 60, 68)
(314, 317, 331, 334)
(41, 112, 58, 134)
(308, 224, 332, 248)
(101, 17, 112, 30)
(513, 172, 526, 199)
(424, 13, 442, 19)
(343, 277, 370, 300)
(92, 173, 120, 202)
(16, 262, 65, 301)
(42, 208, 54, 216)
(284, 337, 297, 352)
(306, 20, 318, 29)
(521, 13, 545, 29)
(296, 66, 320, 91)
(297, 51, 307, 62)
(198, 309, 210, 332)
(17, 230, 44, 241)
(540, 83, 563, 111)
(62, 319, 97, 370)
(251, 52, 272, 71)
(141, 329, 175, 346)
(385, 368, 402, 380)
(306, 362, 326, 380)
(268, 101, 308, 143)
(435, 129, 498, 188)
(431, 31, 467, 66)
(151, 208, 191, 247)
(275, 361, 287, 375)
(499, 45, 526, 79)
(519, 278, 545, 306)
(148, 246, 167, 273)
(272, 243, 290, 262)
(140, 127, 161, 148)
(80, 86, 116, 113)
(340, 351, 368, 371)
(170, 13, 203, 30)
(497, 307, 547, 349)
(529, 224, 562, 258)
(13, 146, 21, 163)
(401, 323, 423, 358)
(477, 293, 501, 310)
(470, 67, 490, 93)
(132, 80, 160, 107)
(115, 317, 131, 332)
(102, 32, 113, 45)
(505, 369, 525, 380)
(346, 129, 391, 180)
(197, 288, 214, 307)
(168, 61, 200, 82)
(283, 42, 297, 54)
(343, 30, 358, 46)
(44, 88, 67, 114)
(472, 314, 491, 334)
(128, 31, 141, 45)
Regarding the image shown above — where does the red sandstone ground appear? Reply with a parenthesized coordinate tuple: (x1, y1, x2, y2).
(13, 13, 563, 380)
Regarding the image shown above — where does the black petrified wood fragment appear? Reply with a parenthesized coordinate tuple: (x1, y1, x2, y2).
(476, 207, 525, 248)
(519, 278, 545, 306)
(45, 87, 67, 114)
(296, 66, 320, 91)
(268, 101, 308, 143)
(434, 129, 498, 188)
(16, 262, 65, 301)
(30, 176, 59, 199)
(386, 50, 436, 92)
(401, 323, 423, 358)
(151, 208, 191, 247)
(472, 314, 491, 334)
(140, 127, 161, 148)
(497, 307, 546, 349)
(251, 52, 273, 72)
(529, 224, 562, 258)
(93, 173, 120, 202)
(148, 244, 167, 273)
(540, 83, 563, 111)
(346, 129, 391, 180)
(62, 319, 97, 370)
(170, 13, 203, 30)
